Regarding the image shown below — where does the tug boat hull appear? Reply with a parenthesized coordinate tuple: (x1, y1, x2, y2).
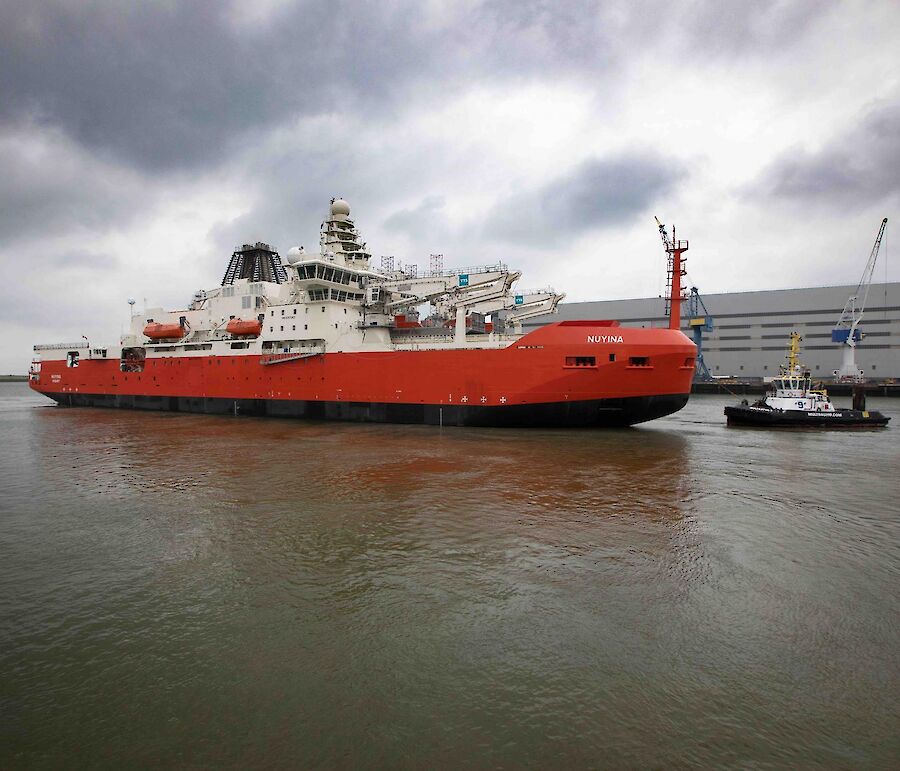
(724, 405, 890, 428)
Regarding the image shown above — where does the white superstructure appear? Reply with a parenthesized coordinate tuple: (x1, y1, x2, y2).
(35, 199, 564, 367)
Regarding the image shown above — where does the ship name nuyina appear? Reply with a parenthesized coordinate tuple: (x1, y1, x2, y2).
(587, 335, 624, 343)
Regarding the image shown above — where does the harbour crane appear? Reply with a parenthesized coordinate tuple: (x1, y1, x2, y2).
(831, 218, 888, 382)
(686, 286, 714, 381)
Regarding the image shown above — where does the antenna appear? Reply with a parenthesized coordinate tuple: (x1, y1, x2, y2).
(429, 253, 444, 276)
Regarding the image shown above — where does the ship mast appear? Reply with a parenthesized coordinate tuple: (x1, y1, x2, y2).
(786, 331, 802, 374)
(655, 217, 689, 331)
(320, 198, 372, 267)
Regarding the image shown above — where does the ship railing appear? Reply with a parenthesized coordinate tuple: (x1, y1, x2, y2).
(423, 262, 507, 277)
(511, 287, 556, 296)
(33, 342, 89, 351)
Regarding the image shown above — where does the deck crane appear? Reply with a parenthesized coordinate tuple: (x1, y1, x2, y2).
(832, 218, 888, 382)
(498, 291, 565, 333)
(654, 216, 688, 330)
(374, 265, 521, 343)
(686, 286, 714, 381)
(432, 288, 565, 334)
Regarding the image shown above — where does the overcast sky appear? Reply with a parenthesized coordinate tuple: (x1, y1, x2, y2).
(2, 0, 899, 372)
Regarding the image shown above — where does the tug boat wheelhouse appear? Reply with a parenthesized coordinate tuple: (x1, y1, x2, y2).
(724, 333, 890, 428)
(29, 199, 697, 427)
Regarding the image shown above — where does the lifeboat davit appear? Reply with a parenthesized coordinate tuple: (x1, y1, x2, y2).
(226, 318, 262, 337)
(143, 323, 186, 340)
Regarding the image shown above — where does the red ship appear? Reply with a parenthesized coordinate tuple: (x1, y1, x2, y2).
(30, 200, 696, 427)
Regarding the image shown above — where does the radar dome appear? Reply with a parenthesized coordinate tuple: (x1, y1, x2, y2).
(330, 198, 351, 217)
(286, 245, 306, 264)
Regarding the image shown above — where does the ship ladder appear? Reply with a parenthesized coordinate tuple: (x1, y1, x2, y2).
(260, 350, 324, 365)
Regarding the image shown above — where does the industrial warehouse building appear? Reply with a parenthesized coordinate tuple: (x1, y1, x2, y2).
(526, 282, 900, 379)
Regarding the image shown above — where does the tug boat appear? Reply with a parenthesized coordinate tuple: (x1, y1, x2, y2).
(725, 333, 890, 428)
(29, 199, 697, 427)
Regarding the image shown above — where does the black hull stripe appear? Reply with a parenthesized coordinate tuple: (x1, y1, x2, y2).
(46, 392, 690, 428)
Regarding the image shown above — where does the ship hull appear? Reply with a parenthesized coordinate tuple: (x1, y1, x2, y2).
(30, 323, 696, 428)
(724, 405, 890, 428)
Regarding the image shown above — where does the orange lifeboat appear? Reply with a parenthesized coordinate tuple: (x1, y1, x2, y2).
(226, 318, 262, 337)
(143, 323, 186, 340)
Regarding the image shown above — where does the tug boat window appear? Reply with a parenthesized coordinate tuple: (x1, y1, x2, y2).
(66, 351, 79, 368)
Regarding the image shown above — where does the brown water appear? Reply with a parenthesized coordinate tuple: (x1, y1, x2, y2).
(1, 382, 898, 768)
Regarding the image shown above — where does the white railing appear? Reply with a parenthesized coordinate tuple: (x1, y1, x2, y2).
(33, 342, 88, 351)
(424, 262, 507, 277)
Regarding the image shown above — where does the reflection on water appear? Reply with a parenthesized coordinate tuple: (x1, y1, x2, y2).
(1, 383, 898, 768)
